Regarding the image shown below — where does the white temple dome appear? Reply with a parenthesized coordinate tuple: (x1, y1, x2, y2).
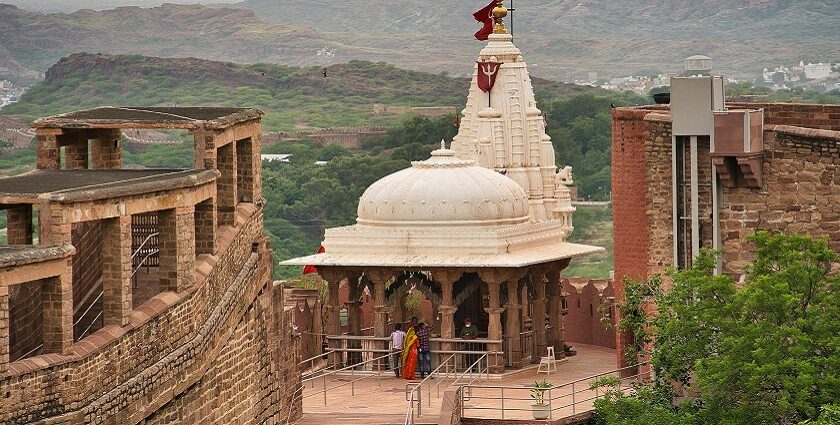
(357, 145, 530, 227)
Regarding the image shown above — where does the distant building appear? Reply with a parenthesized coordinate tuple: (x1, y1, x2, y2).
(684, 55, 712, 74)
(804, 62, 831, 80)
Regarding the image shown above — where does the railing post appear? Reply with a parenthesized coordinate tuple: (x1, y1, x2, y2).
(548, 387, 553, 419)
(572, 382, 576, 414)
(501, 387, 505, 420)
(417, 387, 422, 417)
(323, 373, 327, 406)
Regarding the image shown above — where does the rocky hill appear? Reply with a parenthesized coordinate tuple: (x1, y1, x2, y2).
(236, 0, 839, 40)
(2, 1, 838, 84)
(3, 52, 602, 130)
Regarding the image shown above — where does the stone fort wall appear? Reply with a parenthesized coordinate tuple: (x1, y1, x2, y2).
(613, 102, 840, 282)
(1, 206, 301, 424)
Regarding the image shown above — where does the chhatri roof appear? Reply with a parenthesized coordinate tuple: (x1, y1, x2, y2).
(281, 146, 602, 269)
(357, 144, 530, 227)
(281, 14, 602, 270)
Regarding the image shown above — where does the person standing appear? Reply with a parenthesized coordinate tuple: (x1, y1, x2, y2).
(390, 323, 406, 377)
(401, 323, 419, 380)
(417, 323, 433, 379)
(460, 317, 479, 371)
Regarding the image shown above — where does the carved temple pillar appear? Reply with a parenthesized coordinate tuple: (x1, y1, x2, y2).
(479, 269, 508, 373)
(346, 272, 363, 365)
(319, 267, 344, 367)
(433, 269, 462, 369)
(531, 271, 548, 361)
(547, 270, 566, 359)
(504, 279, 523, 369)
(366, 269, 392, 370)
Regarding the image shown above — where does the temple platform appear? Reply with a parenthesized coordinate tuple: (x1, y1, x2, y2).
(298, 344, 617, 425)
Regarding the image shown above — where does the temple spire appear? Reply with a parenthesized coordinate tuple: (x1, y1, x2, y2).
(492, 0, 508, 34)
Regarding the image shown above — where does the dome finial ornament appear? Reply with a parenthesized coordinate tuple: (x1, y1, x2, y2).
(441, 139, 446, 150)
(492, 0, 508, 34)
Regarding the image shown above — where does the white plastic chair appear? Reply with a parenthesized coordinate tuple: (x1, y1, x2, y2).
(537, 346, 557, 374)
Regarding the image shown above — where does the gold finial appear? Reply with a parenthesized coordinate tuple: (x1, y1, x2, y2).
(492, 0, 508, 34)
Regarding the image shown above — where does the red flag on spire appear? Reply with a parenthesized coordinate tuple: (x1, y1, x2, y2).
(302, 245, 325, 275)
(473, 0, 496, 41)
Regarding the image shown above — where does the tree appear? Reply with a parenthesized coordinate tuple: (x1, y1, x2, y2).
(601, 232, 840, 425)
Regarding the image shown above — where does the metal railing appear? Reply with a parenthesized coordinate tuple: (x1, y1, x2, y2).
(74, 290, 105, 341)
(302, 351, 395, 406)
(131, 231, 159, 284)
(460, 362, 651, 420)
(75, 232, 160, 342)
(405, 351, 492, 425)
(12, 343, 43, 362)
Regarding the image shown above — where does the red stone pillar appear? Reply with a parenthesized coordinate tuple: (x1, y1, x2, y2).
(547, 271, 566, 359)
(531, 271, 548, 362)
(319, 267, 345, 367)
(102, 215, 133, 327)
(159, 207, 196, 293)
(485, 282, 505, 373)
(90, 129, 122, 169)
(6, 204, 33, 245)
(35, 130, 60, 170)
(42, 264, 74, 354)
(0, 290, 8, 371)
(367, 270, 392, 370)
(194, 198, 217, 256)
(504, 279, 523, 368)
(216, 141, 237, 226)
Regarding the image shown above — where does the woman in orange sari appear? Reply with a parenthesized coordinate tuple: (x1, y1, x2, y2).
(401, 325, 419, 379)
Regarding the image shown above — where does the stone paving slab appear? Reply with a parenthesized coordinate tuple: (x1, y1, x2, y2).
(299, 344, 618, 425)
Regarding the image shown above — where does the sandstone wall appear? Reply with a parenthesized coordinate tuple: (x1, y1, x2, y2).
(561, 278, 616, 349)
(1, 206, 302, 424)
(8, 279, 43, 361)
(718, 129, 840, 275)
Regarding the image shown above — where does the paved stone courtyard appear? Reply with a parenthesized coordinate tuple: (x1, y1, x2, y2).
(298, 344, 618, 425)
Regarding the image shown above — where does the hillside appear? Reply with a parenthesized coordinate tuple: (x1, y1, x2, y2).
(236, 0, 840, 40)
(1, 52, 604, 130)
(2, 2, 839, 85)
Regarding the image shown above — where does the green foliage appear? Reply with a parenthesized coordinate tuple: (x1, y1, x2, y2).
(0, 143, 36, 175)
(530, 380, 552, 405)
(543, 93, 645, 201)
(404, 291, 427, 323)
(564, 205, 613, 279)
(802, 405, 840, 425)
(727, 82, 840, 104)
(593, 384, 697, 425)
(601, 232, 840, 424)
(615, 275, 662, 364)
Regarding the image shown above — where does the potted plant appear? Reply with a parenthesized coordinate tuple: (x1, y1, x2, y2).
(530, 379, 552, 419)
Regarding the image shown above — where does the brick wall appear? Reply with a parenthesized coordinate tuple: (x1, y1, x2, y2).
(561, 279, 616, 349)
(1, 206, 301, 424)
(8, 279, 44, 361)
(643, 117, 677, 277)
(718, 129, 840, 276)
(6, 204, 33, 245)
(729, 102, 840, 131)
(611, 109, 651, 284)
(143, 293, 301, 424)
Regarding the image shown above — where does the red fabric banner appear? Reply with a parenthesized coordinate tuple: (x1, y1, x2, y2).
(473, 0, 496, 41)
(476, 61, 503, 93)
(302, 245, 325, 275)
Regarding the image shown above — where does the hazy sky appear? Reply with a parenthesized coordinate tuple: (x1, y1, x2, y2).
(4, 1, 235, 13)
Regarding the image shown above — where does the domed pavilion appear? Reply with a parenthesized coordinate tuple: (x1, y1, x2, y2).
(281, 6, 602, 372)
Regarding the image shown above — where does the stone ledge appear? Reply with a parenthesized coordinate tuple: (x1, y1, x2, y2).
(768, 124, 840, 142)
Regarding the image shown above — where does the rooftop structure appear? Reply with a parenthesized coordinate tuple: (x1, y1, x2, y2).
(1, 106, 301, 423)
(282, 7, 601, 373)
